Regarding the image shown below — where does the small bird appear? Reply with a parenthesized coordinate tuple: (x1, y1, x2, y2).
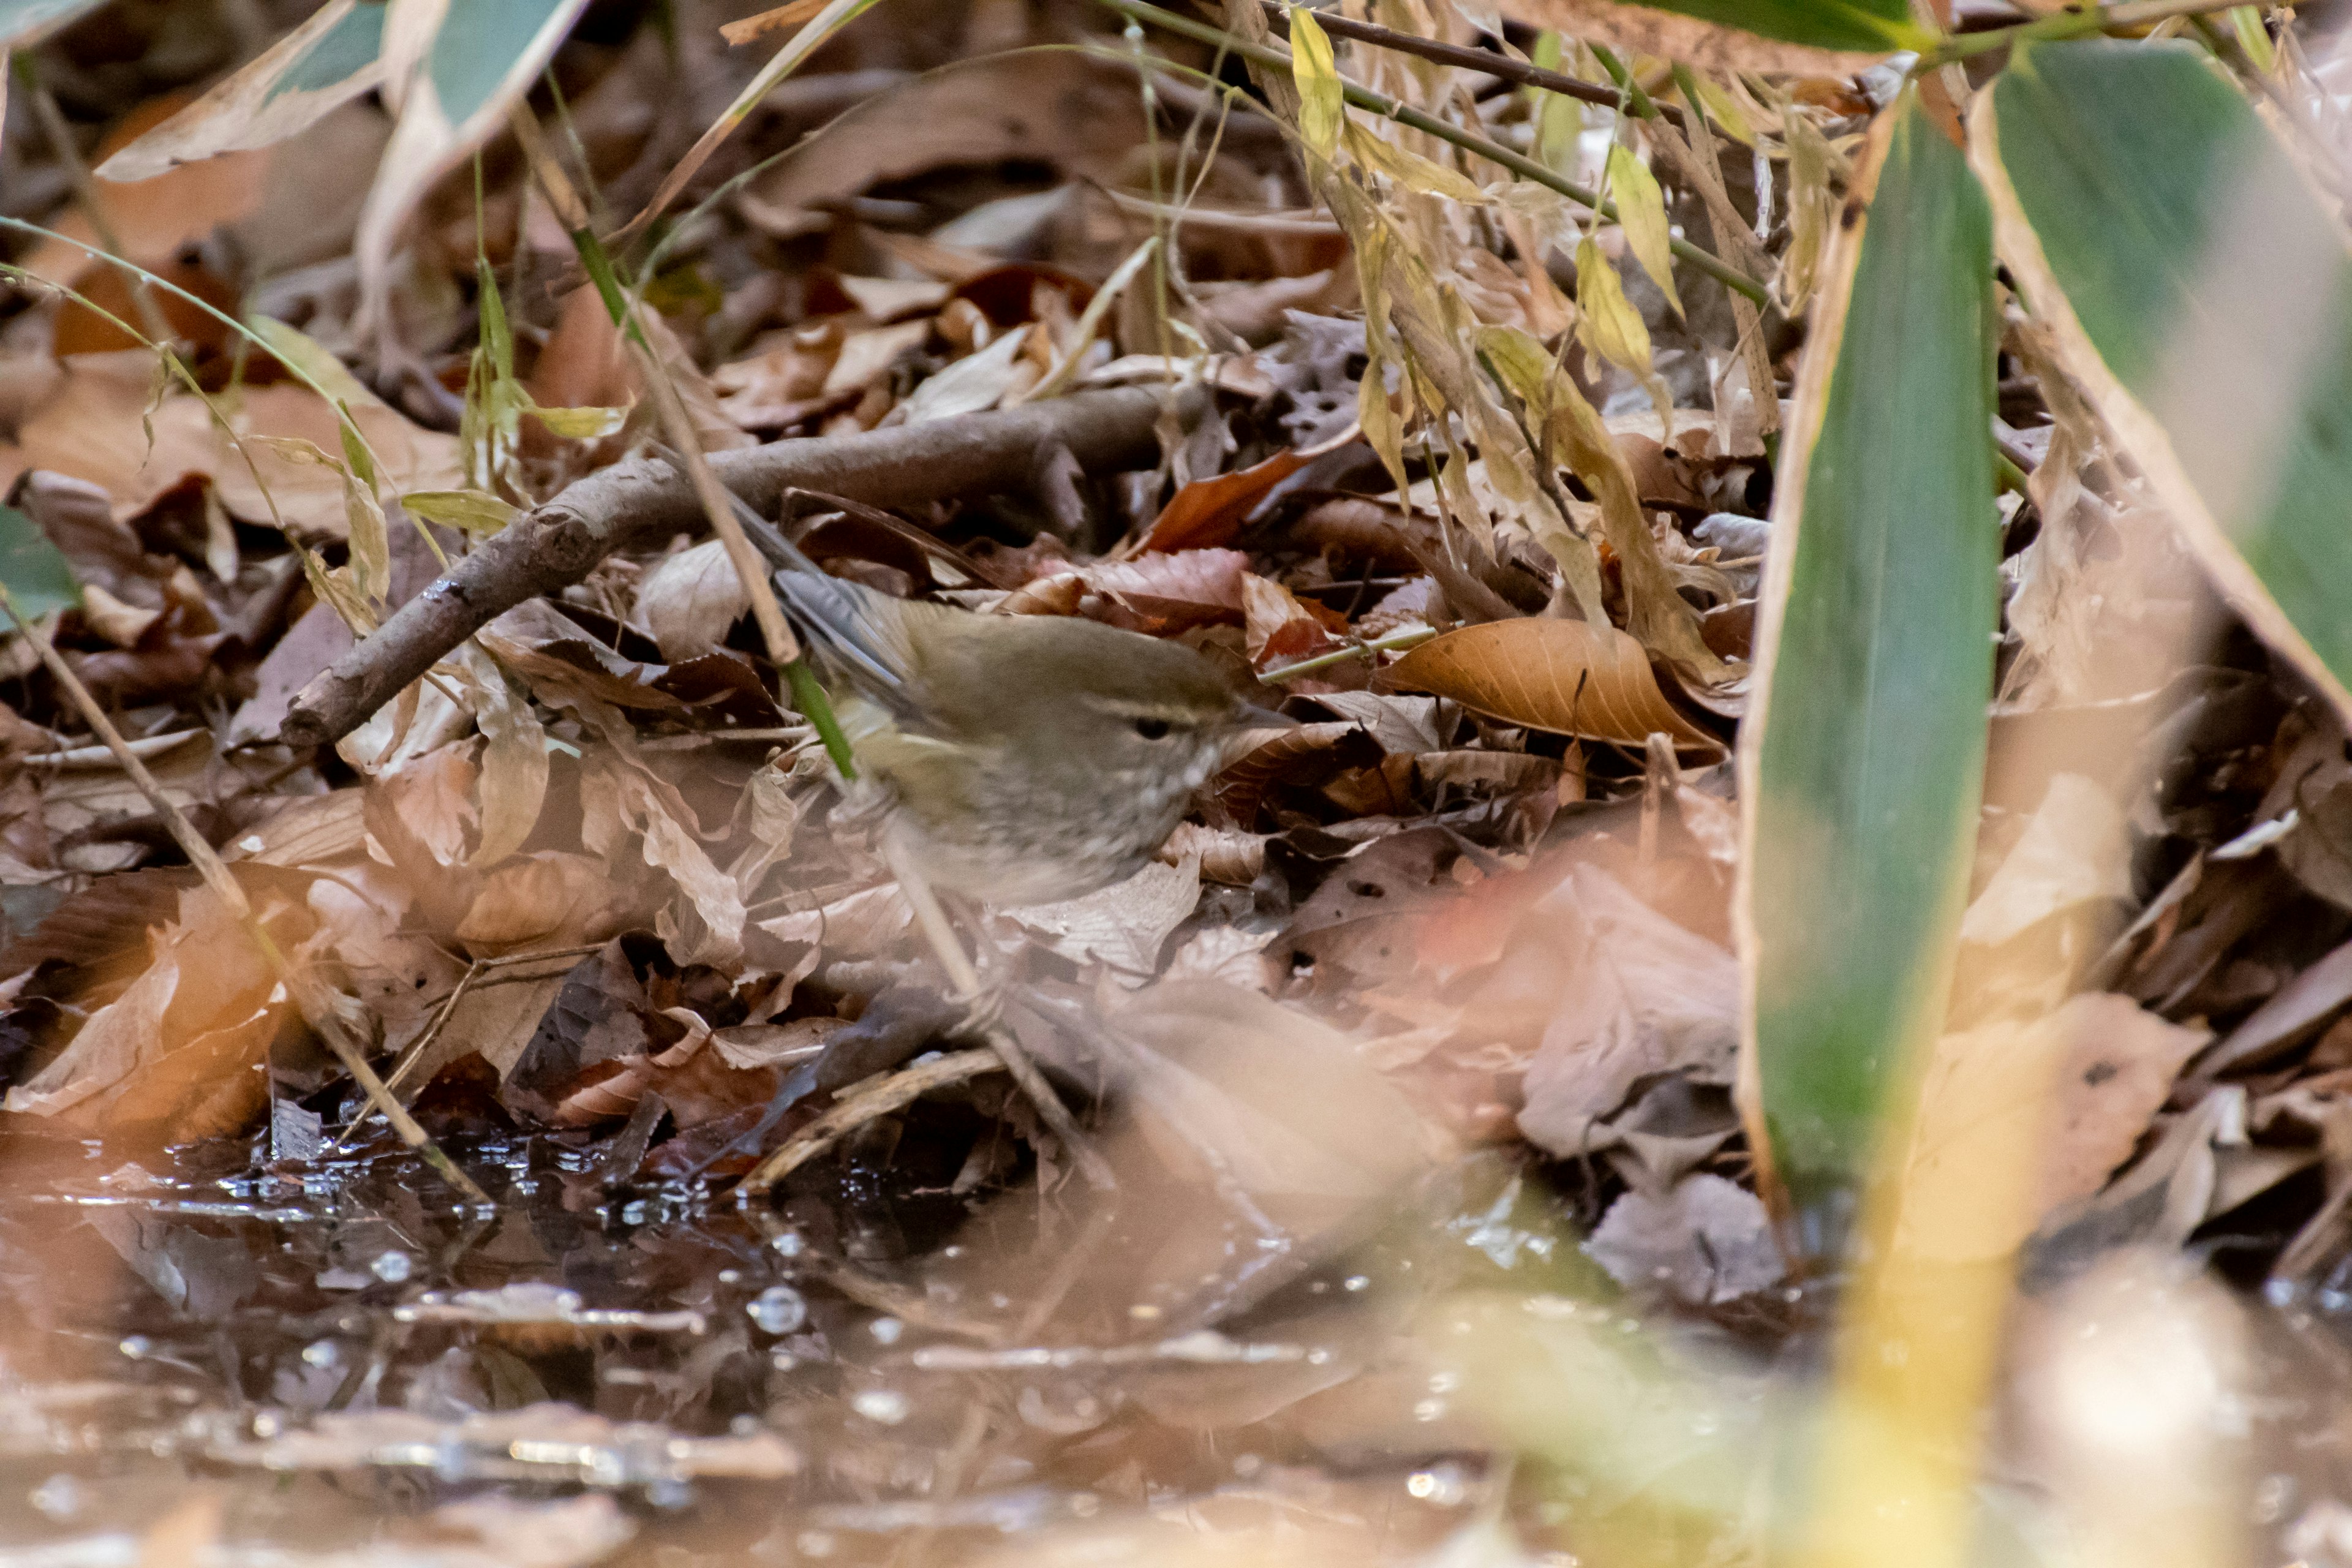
(662, 450, 1264, 906)
(776, 567, 1248, 906)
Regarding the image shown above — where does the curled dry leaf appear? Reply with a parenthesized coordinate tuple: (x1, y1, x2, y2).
(998, 855, 1202, 978)
(1389, 619, 1721, 754)
(1000, 548, 1251, 628)
(1242, 573, 1344, 670)
(636, 539, 753, 662)
(1144, 448, 1314, 553)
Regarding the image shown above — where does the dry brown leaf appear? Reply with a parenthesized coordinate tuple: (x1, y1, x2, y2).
(0, 352, 459, 533)
(1242, 573, 1344, 671)
(997, 856, 1202, 976)
(1144, 448, 1313, 553)
(739, 53, 1148, 239)
(1897, 992, 2212, 1262)
(636, 539, 753, 662)
(1389, 619, 1721, 753)
(17, 93, 270, 285)
(5, 883, 290, 1133)
(1515, 863, 1741, 1158)
(579, 755, 746, 967)
(1212, 722, 1375, 825)
(719, 0, 831, 46)
(1001, 548, 1251, 628)
(454, 852, 635, 954)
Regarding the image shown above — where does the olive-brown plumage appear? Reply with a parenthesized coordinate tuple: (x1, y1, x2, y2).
(788, 576, 1248, 906)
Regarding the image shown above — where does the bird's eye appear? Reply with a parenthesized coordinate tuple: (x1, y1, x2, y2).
(1133, 717, 1172, 741)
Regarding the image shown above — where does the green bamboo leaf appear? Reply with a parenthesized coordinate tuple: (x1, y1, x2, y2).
(1492, 0, 1921, 59)
(0, 0, 106, 50)
(1743, 96, 2000, 1211)
(1977, 40, 2352, 713)
(94, 0, 385, 179)
(0, 504, 81, 620)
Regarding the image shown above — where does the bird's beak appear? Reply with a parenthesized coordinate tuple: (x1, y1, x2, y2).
(1233, 701, 1297, 729)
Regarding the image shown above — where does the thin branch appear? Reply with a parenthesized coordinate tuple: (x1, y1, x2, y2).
(279, 384, 1200, 748)
(739, 1048, 1003, 1194)
(1099, 0, 1771, 306)
(1260, 1, 1690, 127)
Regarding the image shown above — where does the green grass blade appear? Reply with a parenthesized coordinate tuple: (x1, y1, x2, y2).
(1741, 96, 2000, 1223)
(1978, 39, 2352, 714)
(1600, 0, 1927, 53)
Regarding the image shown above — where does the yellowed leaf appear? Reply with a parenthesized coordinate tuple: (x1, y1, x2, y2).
(1289, 5, 1345, 160)
(1390, 619, 1721, 753)
(1607, 143, 1682, 318)
(401, 488, 523, 537)
(1344, 120, 1489, 203)
(1575, 236, 1652, 374)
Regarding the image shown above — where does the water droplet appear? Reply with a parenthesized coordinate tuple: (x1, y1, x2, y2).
(1428, 1371, 1458, 1394)
(301, 1340, 341, 1369)
(745, 1286, 808, 1336)
(118, 1336, 150, 1360)
(1233, 1454, 1263, 1478)
(869, 1316, 903, 1345)
(771, 1231, 807, 1258)
(1343, 1275, 1371, 1292)
(853, 1389, 910, 1426)
(1413, 1398, 1447, 1422)
(1407, 1467, 1466, 1504)
(30, 1474, 81, 1519)
(371, 1251, 413, 1284)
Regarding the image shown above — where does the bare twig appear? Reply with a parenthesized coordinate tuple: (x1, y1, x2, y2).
(740, 1047, 1003, 1194)
(279, 385, 1199, 748)
(0, 587, 489, 1205)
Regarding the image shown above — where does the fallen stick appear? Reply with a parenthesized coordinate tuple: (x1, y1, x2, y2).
(280, 383, 1200, 749)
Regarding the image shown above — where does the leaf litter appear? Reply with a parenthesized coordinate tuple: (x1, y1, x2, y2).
(1, 0, 2351, 1563)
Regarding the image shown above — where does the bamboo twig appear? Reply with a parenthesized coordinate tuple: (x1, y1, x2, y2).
(0, 587, 490, 1205)
(1097, 0, 1772, 306)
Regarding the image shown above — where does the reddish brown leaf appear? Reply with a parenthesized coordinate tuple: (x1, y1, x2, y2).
(1144, 450, 1312, 553)
(1389, 619, 1722, 754)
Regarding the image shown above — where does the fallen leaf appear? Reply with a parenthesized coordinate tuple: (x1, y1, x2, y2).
(1582, 1174, 1784, 1304)
(1515, 864, 1740, 1158)
(998, 856, 1202, 978)
(636, 539, 752, 662)
(1898, 992, 2212, 1262)
(1390, 619, 1721, 753)
(1144, 448, 1313, 552)
(1243, 573, 1344, 670)
(1959, 772, 2132, 948)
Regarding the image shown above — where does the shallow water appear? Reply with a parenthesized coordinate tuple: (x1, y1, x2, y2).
(0, 1129, 1587, 1566)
